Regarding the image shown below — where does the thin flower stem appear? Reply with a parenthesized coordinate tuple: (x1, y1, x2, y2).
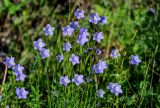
(68, 0, 80, 23)
(0, 61, 8, 95)
(120, 31, 137, 69)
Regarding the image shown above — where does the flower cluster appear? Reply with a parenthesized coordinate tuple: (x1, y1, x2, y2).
(4, 57, 26, 82)
(89, 13, 107, 25)
(60, 74, 84, 86)
(77, 28, 89, 46)
(2, 7, 144, 102)
(12, 64, 26, 81)
(97, 82, 123, 98)
(33, 8, 142, 99)
(34, 38, 50, 59)
(56, 9, 141, 98)
(4, 57, 29, 99)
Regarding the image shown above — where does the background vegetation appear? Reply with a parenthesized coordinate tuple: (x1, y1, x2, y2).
(0, 0, 160, 107)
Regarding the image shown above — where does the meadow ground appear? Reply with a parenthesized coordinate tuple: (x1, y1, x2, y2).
(0, 0, 160, 108)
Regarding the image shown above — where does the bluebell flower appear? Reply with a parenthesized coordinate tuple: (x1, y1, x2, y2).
(15, 73, 26, 82)
(97, 89, 105, 98)
(77, 34, 89, 46)
(40, 48, 50, 59)
(4, 57, 15, 68)
(110, 49, 120, 58)
(12, 64, 24, 74)
(43, 24, 55, 36)
(62, 25, 74, 36)
(131, 55, 141, 65)
(69, 54, 80, 65)
(99, 16, 108, 25)
(86, 77, 92, 82)
(16, 87, 29, 99)
(70, 21, 79, 30)
(107, 82, 123, 96)
(89, 13, 101, 24)
(34, 38, 45, 51)
(72, 74, 84, 86)
(60, 76, 71, 86)
(93, 32, 104, 43)
(74, 9, 85, 19)
(63, 42, 72, 52)
(56, 54, 64, 62)
(79, 28, 89, 36)
(92, 60, 108, 74)
(148, 8, 156, 14)
(96, 49, 101, 55)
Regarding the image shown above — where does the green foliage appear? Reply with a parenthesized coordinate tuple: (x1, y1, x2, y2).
(0, 0, 160, 107)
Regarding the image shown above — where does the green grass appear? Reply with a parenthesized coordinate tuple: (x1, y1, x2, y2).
(0, 0, 160, 108)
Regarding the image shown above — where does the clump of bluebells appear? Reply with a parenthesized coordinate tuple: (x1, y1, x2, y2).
(4, 57, 29, 99)
(2, 8, 143, 103)
(34, 38, 50, 59)
(34, 8, 141, 98)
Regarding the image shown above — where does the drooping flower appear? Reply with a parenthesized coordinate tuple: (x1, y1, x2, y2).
(89, 13, 101, 24)
(4, 57, 15, 68)
(69, 54, 80, 65)
(16, 87, 29, 99)
(148, 8, 156, 15)
(74, 9, 85, 19)
(70, 21, 79, 30)
(99, 16, 108, 25)
(40, 48, 50, 59)
(92, 60, 108, 74)
(72, 74, 84, 86)
(62, 25, 74, 36)
(43, 24, 55, 36)
(12, 64, 24, 74)
(56, 54, 64, 62)
(93, 32, 104, 43)
(60, 76, 71, 86)
(107, 82, 123, 96)
(34, 38, 45, 51)
(86, 77, 92, 82)
(110, 49, 120, 58)
(63, 42, 72, 52)
(97, 89, 105, 98)
(96, 49, 101, 55)
(130, 55, 141, 65)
